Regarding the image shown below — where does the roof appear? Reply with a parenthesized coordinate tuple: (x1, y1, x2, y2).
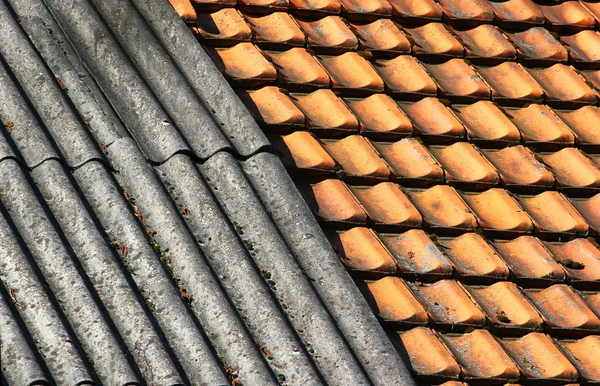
(171, 0, 600, 384)
(0, 0, 411, 385)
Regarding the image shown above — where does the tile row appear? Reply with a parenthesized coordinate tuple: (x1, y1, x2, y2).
(361, 277, 600, 335)
(180, 0, 600, 32)
(244, 88, 600, 150)
(195, 12, 600, 67)
(210, 44, 600, 105)
(302, 179, 600, 238)
(331, 227, 600, 286)
(397, 327, 599, 383)
(273, 132, 600, 192)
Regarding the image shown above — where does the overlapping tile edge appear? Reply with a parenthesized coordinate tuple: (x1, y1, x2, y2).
(171, 0, 600, 384)
(0, 0, 412, 385)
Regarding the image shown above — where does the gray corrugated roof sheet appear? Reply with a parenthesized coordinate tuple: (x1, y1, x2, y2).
(0, 0, 415, 384)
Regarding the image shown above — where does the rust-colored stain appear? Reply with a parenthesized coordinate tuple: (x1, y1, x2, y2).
(171, 0, 600, 380)
(4, 120, 14, 134)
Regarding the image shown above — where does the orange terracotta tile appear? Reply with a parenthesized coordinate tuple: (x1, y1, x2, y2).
(429, 142, 500, 188)
(570, 193, 600, 234)
(169, 0, 196, 22)
(541, 147, 600, 190)
(387, 0, 443, 22)
(318, 53, 384, 93)
(437, 0, 494, 25)
(331, 227, 396, 273)
(580, 290, 600, 318)
(294, 16, 357, 53)
(486, 0, 545, 27)
(403, 23, 464, 58)
(408, 280, 486, 326)
(304, 179, 367, 223)
(407, 185, 478, 230)
(438, 233, 509, 279)
(380, 229, 453, 276)
(291, 89, 359, 134)
(526, 285, 600, 332)
(492, 236, 566, 283)
(580, 0, 600, 24)
(438, 381, 466, 386)
(321, 135, 391, 179)
(374, 138, 444, 183)
(207, 43, 277, 85)
(238, 0, 289, 12)
(539, 1, 596, 32)
(398, 327, 461, 379)
(461, 188, 533, 234)
(544, 238, 600, 284)
(288, 0, 341, 16)
(563, 30, 600, 68)
(193, 9, 252, 45)
(266, 48, 330, 89)
(422, 59, 490, 101)
(476, 62, 544, 103)
(363, 276, 429, 324)
(454, 24, 517, 63)
(238, 86, 305, 129)
(518, 191, 588, 235)
(506, 27, 568, 64)
(500, 333, 578, 381)
(338, 0, 392, 19)
(554, 106, 600, 149)
(451, 101, 521, 144)
(398, 98, 466, 140)
(344, 94, 413, 139)
(442, 329, 520, 380)
(349, 19, 411, 56)
(525, 284, 600, 331)
(350, 183, 423, 227)
(528, 64, 597, 105)
(558, 336, 600, 383)
(467, 281, 543, 330)
(271, 131, 335, 171)
(482, 146, 555, 189)
(243, 12, 304, 48)
(374, 55, 438, 97)
(190, 0, 236, 11)
(504, 104, 575, 147)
